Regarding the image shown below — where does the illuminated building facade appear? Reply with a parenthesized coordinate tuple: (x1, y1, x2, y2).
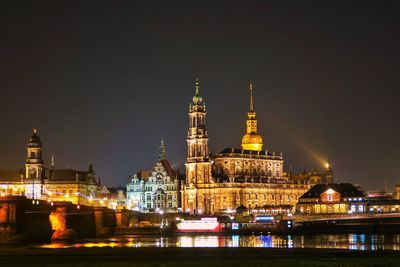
(396, 185, 400, 200)
(126, 138, 179, 212)
(296, 183, 367, 214)
(181, 81, 330, 215)
(0, 130, 102, 206)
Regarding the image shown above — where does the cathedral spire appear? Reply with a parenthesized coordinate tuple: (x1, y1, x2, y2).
(195, 78, 199, 96)
(50, 154, 55, 169)
(241, 81, 263, 151)
(159, 135, 167, 161)
(249, 81, 254, 112)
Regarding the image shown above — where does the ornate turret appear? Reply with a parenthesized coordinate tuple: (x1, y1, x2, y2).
(25, 129, 44, 179)
(241, 81, 263, 151)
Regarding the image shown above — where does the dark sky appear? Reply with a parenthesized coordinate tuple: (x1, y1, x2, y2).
(1, 1, 399, 191)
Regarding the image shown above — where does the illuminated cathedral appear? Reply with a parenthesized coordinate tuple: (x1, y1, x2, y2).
(181, 80, 333, 215)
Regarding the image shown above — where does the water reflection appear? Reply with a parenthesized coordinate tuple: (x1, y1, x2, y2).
(40, 234, 400, 251)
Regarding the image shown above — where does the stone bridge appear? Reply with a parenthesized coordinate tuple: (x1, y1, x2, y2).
(0, 196, 118, 244)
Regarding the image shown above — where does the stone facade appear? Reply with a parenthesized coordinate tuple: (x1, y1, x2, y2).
(181, 80, 330, 215)
(126, 138, 179, 212)
(0, 130, 102, 206)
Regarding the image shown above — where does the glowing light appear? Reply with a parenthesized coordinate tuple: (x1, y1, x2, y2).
(326, 188, 335, 194)
(325, 162, 330, 169)
(177, 218, 220, 232)
(77, 205, 80, 209)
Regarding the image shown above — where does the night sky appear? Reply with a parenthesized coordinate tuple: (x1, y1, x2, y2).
(1, 1, 399, 190)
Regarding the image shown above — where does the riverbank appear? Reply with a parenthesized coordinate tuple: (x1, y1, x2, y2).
(0, 247, 399, 266)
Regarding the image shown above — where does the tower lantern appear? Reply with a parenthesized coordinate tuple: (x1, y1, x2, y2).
(25, 128, 43, 179)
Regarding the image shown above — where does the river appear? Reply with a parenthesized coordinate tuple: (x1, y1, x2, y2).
(39, 234, 400, 250)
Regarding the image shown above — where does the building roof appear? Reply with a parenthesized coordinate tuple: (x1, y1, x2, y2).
(160, 159, 176, 179)
(299, 183, 365, 199)
(0, 169, 23, 182)
(367, 199, 400, 205)
(47, 169, 97, 183)
(27, 130, 42, 147)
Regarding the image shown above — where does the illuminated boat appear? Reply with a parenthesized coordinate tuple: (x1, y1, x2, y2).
(176, 217, 222, 233)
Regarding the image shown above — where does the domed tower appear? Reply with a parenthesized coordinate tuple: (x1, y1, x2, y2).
(25, 129, 44, 179)
(241, 81, 263, 151)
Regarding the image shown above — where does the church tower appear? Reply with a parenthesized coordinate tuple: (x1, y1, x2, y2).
(241, 81, 264, 151)
(185, 79, 212, 185)
(25, 129, 44, 179)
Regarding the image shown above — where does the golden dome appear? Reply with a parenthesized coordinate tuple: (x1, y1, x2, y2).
(241, 132, 263, 151)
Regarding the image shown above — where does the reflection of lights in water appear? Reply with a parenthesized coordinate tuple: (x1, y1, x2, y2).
(287, 235, 293, 249)
(232, 235, 240, 247)
(37, 234, 400, 251)
(179, 236, 220, 247)
(179, 236, 194, 247)
(260, 235, 273, 248)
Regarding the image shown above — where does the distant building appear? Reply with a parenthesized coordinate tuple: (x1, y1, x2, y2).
(395, 185, 400, 200)
(106, 186, 127, 209)
(0, 130, 102, 206)
(126, 138, 179, 212)
(181, 80, 332, 215)
(366, 190, 400, 213)
(296, 183, 367, 214)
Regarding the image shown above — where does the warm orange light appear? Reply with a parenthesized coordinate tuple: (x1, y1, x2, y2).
(325, 162, 330, 169)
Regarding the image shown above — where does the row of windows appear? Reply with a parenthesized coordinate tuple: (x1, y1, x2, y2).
(146, 194, 177, 201)
(146, 202, 174, 208)
(128, 186, 177, 192)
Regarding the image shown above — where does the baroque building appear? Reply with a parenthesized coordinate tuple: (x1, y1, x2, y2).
(126, 138, 180, 212)
(0, 130, 102, 206)
(182, 80, 332, 215)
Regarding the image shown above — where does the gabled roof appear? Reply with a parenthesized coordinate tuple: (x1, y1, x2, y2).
(160, 159, 176, 179)
(299, 183, 365, 199)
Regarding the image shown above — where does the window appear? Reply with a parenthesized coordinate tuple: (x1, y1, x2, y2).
(147, 194, 151, 201)
(358, 205, 364, 213)
(168, 195, 172, 201)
